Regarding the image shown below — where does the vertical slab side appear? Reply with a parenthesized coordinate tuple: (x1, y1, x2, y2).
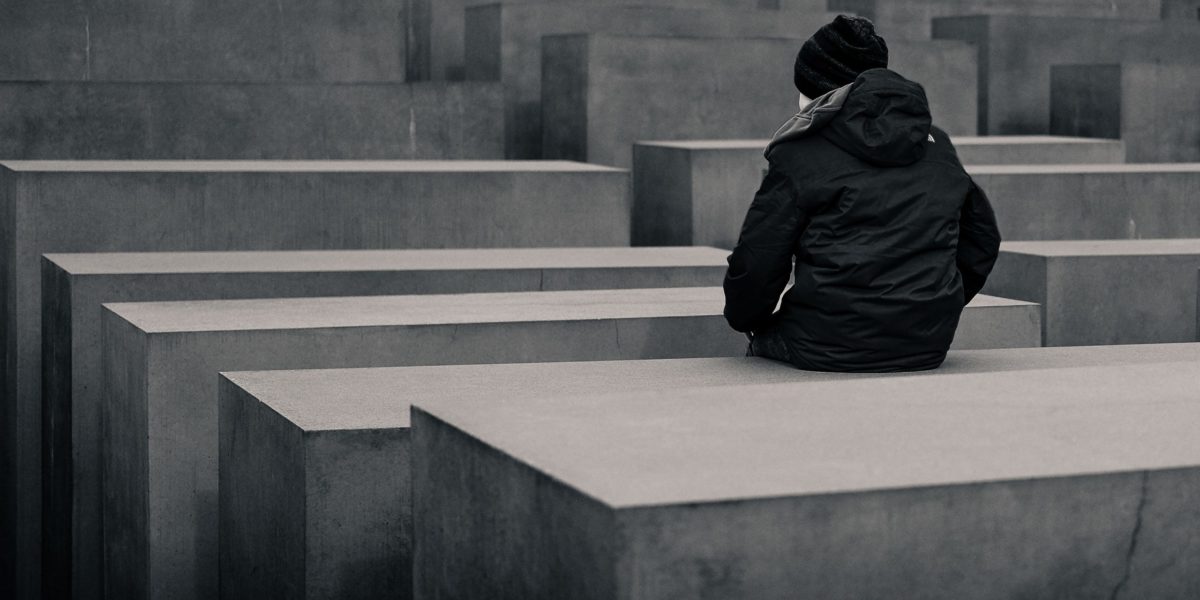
(218, 377, 306, 600)
(412, 407, 620, 600)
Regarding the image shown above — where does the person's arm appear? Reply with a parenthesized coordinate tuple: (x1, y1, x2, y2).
(957, 179, 1002, 304)
(723, 162, 807, 333)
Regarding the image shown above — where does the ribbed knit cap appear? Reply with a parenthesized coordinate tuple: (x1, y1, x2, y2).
(794, 15, 888, 99)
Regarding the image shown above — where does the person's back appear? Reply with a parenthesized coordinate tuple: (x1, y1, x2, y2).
(723, 15, 1001, 372)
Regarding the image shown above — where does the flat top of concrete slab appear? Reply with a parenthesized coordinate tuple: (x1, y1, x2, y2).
(105, 288, 1028, 334)
(637, 136, 1121, 150)
(969, 163, 1200, 174)
(414, 358, 1200, 508)
(45, 247, 729, 275)
(1001, 239, 1200, 257)
(225, 343, 1199, 432)
(0, 160, 624, 173)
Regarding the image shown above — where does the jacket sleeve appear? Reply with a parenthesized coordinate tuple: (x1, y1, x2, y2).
(957, 179, 1002, 304)
(723, 161, 807, 333)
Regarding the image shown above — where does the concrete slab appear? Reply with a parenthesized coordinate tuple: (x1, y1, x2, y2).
(967, 164, 1200, 240)
(416, 0, 795, 81)
(0, 0, 407, 82)
(632, 137, 1126, 247)
(412, 358, 1200, 599)
(41, 247, 726, 600)
(463, 5, 834, 158)
(0, 160, 627, 600)
(542, 34, 977, 167)
(822, 0, 1161, 39)
(933, 15, 1200, 134)
(101, 286, 1035, 599)
(984, 239, 1200, 346)
(0, 81, 502, 160)
(219, 342, 1197, 599)
(1051, 63, 1200, 162)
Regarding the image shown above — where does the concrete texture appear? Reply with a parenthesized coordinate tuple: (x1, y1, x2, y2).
(0, 0, 407, 82)
(967, 164, 1200, 240)
(633, 137, 1126, 247)
(1051, 62, 1200, 162)
(542, 34, 977, 167)
(463, 5, 834, 158)
(0, 81, 502, 160)
(40, 247, 726, 600)
(0, 160, 627, 600)
(416, 0, 793, 81)
(412, 358, 1200, 599)
(933, 15, 1200, 134)
(101, 286, 1035, 599)
(984, 239, 1200, 346)
(218, 342, 1195, 599)
(825, 0, 1161, 39)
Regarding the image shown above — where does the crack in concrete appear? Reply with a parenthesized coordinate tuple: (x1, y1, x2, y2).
(1108, 470, 1149, 600)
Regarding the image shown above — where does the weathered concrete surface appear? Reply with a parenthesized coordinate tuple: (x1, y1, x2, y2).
(0, 82, 502, 159)
(968, 164, 1200, 240)
(0, 0, 407, 82)
(984, 239, 1200, 346)
(933, 15, 1200, 134)
(415, 0, 797, 81)
(824, 0, 1161, 39)
(1051, 63, 1200, 162)
(1162, 0, 1200, 17)
(542, 34, 977, 167)
(633, 137, 1126, 247)
(0, 160, 626, 600)
(219, 342, 1194, 599)
(412, 357, 1200, 599)
(101, 286, 1035, 600)
(463, 5, 833, 158)
(41, 247, 725, 600)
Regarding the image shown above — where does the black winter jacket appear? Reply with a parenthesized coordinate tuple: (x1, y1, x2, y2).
(723, 68, 1001, 372)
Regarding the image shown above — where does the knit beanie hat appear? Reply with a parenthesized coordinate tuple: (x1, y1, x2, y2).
(793, 15, 889, 99)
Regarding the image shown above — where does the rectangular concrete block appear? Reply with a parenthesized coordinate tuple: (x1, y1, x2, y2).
(41, 247, 726, 600)
(1, 159, 626, 600)
(1051, 62, 1200, 162)
(823, 0, 1161, 39)
(933, 15, 1200, 134)
(464, 4, 834, 158)
(0, 81, 502, 159)
(0, 0, 407, 82)
(542, 34, 977, 167)
(219, 342, 1193, 599)
(984, 239, 1200, 346)
(968, 164, 1200, 240)
(412, 357, 1200, 599)
(101, 286, 1035, 599)
(417, 0, 786, 81)
(632, 136, 1126, 247)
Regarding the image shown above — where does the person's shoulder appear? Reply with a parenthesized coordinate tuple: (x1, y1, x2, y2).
(766, 135, 841, 175)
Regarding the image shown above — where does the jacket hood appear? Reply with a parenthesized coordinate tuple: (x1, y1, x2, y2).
(767, 68, 932, 167)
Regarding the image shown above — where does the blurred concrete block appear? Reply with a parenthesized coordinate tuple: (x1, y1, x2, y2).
(0, 0, 407, 83)
(0, 81, 502, 160)
(933, 15, 1200, 134)
(464, 4, 834, 158)
(542, 34, 977, 167)
(41, 246, 725, 600)
(1051, 63, 1200, 162)
(1, 159, 626, 600)
(101, 287, 1035, 599)
(412, 358, 1200, 599)
(968, 164, 1200, 240)
(219, 341, 1186, 599)
(985, 239, 1200, 346)
(632, 136, 1125, 247)
(416, 0, 791, 82)
(823, 0, 1160, 39)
